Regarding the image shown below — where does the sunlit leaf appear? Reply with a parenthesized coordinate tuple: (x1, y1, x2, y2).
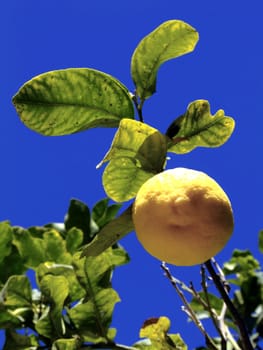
(166, 100, 235, 154)
(0, 222, 13, 264)
(100, 119, 167, 202)
(81, 205, 134, 257)
(131, 20, 198, 100)
(13, 68, 134, 136)
(43, 229, 72, 264)
(52, 338, 81, 350)
(134, 317, 187, 349)
(39, 275, 69, 336)
(65, 227, 83, 255)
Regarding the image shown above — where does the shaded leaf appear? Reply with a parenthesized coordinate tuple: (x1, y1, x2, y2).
(0, 222, 13, 264)
(66, 227, 83, 255)
(167, 100, 235, 154)
(39, 275, 69, 336)
(131, 20, 198, 100)
(13, 68, 134, 136)
(81, 205, 134, 257)
(92, 198, 122, 229)
(68, 288, 119, 343)
(0, 245, 27, 285)
(4, 330, 38, 350)
(100, 119, 167, 202)
(65, 199, 95, 244)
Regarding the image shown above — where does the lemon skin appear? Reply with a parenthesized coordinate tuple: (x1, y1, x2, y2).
(132, 168, 234, 266)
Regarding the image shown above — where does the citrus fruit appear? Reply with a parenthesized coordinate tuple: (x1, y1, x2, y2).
(132, 167, 234, 266)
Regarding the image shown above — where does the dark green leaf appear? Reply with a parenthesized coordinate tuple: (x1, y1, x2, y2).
(65, 199, 94, 244)
(131, 20, 199, 100)
(92, 198, 122, 229)
(81, 205, 134, 258)
(100, 119, 167, 202)
(0, 222, 13, 264)
(4, 330, 38, 350)
(66, 227, 83, 255)
(13, 68, 134, 136)
(0, 246, 26, 284)
(167, 100, 235, 154)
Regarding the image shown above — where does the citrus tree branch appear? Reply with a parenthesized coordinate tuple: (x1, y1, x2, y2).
(204, 259, 254, 350)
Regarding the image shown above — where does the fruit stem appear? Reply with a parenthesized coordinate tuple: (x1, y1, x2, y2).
(204, 259, 254, 350)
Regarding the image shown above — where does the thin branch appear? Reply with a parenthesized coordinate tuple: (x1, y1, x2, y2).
(161, 262, 218, 350)
(205, 259, 254, 350)
(132, 92, 144, 122)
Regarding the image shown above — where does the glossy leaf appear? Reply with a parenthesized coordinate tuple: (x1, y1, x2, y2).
(91, 198, 122, 229)
(0, 222, 13, 264)
(166, 100, 235, 154)
(134, 317, 187, 350)
(81, 205, 134, 257)
(100, 119, 167, 202)
(13, 68, 134, 136)
(131, 20, 198, 100)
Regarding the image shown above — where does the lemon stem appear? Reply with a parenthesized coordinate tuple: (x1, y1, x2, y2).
(205, 259, 254, 350)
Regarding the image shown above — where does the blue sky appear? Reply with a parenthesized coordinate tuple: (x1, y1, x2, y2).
(1, 1, 263, 348)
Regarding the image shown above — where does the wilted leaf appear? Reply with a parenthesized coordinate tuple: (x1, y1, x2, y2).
(13, 68, 134, 136)
(81, 205, 134, 257)
(0, 222, 13, 264)
(131, 20, 198, 100)
(100, 119, 167, 202)
(166, 100, 235, 154)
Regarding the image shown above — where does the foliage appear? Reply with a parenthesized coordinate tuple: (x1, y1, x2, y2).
(1, 19, 261, 349)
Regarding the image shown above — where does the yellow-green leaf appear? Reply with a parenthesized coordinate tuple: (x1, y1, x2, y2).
(13, 68, 134, 136)
(166, 100, 235, 154)
(131, 20, 198, 100)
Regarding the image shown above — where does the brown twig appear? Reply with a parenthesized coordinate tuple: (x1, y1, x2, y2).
(205, 259, 253, 350)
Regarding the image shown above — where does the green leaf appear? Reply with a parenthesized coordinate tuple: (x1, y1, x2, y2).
(223, 249, 260, 282)
(4, 330, 38, 350)
(0, 222, 13, 264)
(166, 100, 235, 154)
(13, 68, 134, 136)
(0, 246, 27, 284)
(66, 227, 84, 255)
(43, 229, 72, 264)
(131, 20, 198, 100)
(92, 198, 122, 229)
(81, 205, 134, 257)
(39, 275, 69, 336)
(68, 288, 119, 343)
(134, 317, 187, 350)
(1, 276, 32, 308)
(259, 230, 263, 253)
(52, 338, 82, 350)
(65, 199, 95, 244)
(37, 262, 85, 301)
(100, 118, 167, 202)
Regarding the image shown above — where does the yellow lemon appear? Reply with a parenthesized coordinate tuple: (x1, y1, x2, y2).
(132, 167, 234, 266)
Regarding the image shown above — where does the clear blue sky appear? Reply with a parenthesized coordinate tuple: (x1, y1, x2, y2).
(1, 1, 263, 348)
